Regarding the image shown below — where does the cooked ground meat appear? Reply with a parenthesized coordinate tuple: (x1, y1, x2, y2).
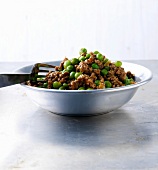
(55, 57, 68, 71)
(26, 48, 136, 90)
(126, 71, 135, 80)
(76, 61, 92, 74)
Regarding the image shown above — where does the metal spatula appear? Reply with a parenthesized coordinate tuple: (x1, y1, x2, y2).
(0, 63, 55, 88)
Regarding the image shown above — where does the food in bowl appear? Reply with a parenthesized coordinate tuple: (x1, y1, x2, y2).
(26, 48, 136, 90)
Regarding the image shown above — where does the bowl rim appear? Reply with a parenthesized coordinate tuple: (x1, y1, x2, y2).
(19, 61, 152, 94)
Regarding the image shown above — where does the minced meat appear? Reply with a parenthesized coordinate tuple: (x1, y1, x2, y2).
(26, 48, 135, 90)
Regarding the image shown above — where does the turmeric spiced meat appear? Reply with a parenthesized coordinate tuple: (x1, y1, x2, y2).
(26, 48, 135, 90)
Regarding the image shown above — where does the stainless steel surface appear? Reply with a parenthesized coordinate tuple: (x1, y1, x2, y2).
(0, 60, 157, 170)
(18, 61, 152, 116)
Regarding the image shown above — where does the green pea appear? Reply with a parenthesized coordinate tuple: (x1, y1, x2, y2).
(66, 65, 74, 72)
(101, 69, 108, 75)
(62, 69, 69, 74)
(53, 81, 62, 89)
(43, 82, 48, 88)
(69, 71, 76, 79)
(115, 61, 122, 67)
(64, 60, 71, 69)
(71, 58, 79, 65)
(92, 63, 99, 69)
(94, 51, 99, 54)
(103, 58, 109, 63)
(63, 83, 69, 88)
(85, 53, 90, 59)
(37, 77, 45, 81)
(79, 48, 87, 55)
(78, 87, 85, 90)
(96, 53, 104, 61)
(59, 86, 66, 90)
(104, 81, 112, 88)
(95, 80, 100, 86)
(79, 56, 86, 61)
(124, 78, 134, 85)
(87, 88, 93, 90)
(75, 72, 82, 79)
(124, 79, 130, 85)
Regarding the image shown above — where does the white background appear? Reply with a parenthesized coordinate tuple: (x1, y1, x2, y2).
(0, 0, 158, 61)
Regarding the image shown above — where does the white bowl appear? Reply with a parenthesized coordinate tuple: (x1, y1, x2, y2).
(17, 61, 152, 116)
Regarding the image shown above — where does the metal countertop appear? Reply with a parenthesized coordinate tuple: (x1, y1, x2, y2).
(0, 60, 158, 170)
